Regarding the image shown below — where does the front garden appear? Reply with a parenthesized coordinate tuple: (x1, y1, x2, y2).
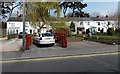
(83, 28, 120, 45)
(67, 27, 120, 45)
(84, 35, 120, 45)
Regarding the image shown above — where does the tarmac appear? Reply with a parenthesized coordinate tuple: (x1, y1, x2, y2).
(0, 38, 119, 61)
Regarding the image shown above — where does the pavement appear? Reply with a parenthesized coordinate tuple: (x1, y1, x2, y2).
(0, 37, 7, 41)
(0, 38, 22, 52)
(0, 38, 119, 61)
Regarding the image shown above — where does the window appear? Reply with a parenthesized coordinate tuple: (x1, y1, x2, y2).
(25, 29, 28, 31)
(98, 22, 100, 25)
(98, 27, 100, 31)
(80, 22, 83, 25)
(16, 30, 18, 34)
(108, 22, 110, 25)
(42, 33, 53, 37)
(25, 25, 29, 27)
(88, 22, 90, 25)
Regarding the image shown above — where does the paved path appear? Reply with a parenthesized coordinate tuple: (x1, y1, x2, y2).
(0, 38, 119, 61)
(1, 40, 119, 60)
(67, 40, 108, 48)
(0, 38, 22, 52)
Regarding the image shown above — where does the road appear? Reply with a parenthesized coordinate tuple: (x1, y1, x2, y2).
(2, 54, 119, 72)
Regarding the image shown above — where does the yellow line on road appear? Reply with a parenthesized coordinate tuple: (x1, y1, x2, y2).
(1, 52, 120, 63)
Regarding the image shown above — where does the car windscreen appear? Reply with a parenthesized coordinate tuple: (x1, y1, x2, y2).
(19, 32, 23, 34)
(42, 33, 53, 37)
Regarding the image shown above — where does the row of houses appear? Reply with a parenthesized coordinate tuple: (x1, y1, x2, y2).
(66, 17, 117, 34)
(0, 16, 118, 37)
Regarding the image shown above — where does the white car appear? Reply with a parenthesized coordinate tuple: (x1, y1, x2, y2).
(33, 32, 55, 46)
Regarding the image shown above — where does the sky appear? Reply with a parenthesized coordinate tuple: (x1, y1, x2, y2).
(49, 1, 118, 17)
(82, 2, 118, 16)
(11, 1, 119, 17)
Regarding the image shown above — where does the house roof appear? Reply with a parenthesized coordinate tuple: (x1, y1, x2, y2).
(7, 17, 117, 22)
(66, 17, 93, 21)
(99, 18, 117, 21)
(8, 17, 30, 22)
(90, 17, 104, 21)
(65, 17, 117, 21)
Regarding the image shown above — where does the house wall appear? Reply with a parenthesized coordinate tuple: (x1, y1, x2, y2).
(33, 20, 117, 34)
(7, 21, 34, 35)
(83, 21, 91, 32)
(66, 20, 117, 34)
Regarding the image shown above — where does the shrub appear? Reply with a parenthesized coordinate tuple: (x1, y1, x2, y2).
(115, 28, 120, 35)
(100, 28, 104, 34)
(70, 22, 75, 32)
(107, 28, 115, 35)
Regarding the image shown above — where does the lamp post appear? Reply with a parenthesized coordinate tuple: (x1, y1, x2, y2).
(22, 0, 26, 51)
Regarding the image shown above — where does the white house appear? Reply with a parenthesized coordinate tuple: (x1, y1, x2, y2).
(33, 17, 117, 34)
(6, 17, 117, 35)
(65, 17, 117, 34)
(7, 17, 34, 35)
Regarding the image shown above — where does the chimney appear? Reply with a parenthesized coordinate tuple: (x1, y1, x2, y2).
(105, 15, 108, 18)
(96, 16, 99, 18)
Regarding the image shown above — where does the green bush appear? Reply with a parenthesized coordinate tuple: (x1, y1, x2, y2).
(68, 34, 85, 37)
(115, 28, 120, 35)
(68, 34, 72, 37)
(92, 35, 120, 40)
(70, 22, 75, 32)
(107, 28, 115, 35)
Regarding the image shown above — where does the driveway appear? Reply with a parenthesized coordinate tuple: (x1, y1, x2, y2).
(0, 38, 22, 52)
(0, 38, 118, 52)
(67, 40, 109, 49)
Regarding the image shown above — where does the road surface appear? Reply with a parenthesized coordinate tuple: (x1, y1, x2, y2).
(2, 54, 119, 72)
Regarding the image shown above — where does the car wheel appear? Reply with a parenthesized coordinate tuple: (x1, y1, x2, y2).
(36, 41, 39, 47)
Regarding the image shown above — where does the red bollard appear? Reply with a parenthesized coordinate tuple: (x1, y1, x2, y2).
(29, 34, 32, 46)
(26, 34, 30, 50)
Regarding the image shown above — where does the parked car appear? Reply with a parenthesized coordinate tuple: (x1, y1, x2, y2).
(18, 32, 28, 38)
(33, 32, 55, 46)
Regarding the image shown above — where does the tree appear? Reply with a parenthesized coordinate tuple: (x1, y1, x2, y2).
(66, 11, 90, 17)
(26, 2, 62, 31)
(70, 22, 75, 32)
(60, 1, 87, 17)
(0, 1, 23, 22)
(50, 21, 69, 32)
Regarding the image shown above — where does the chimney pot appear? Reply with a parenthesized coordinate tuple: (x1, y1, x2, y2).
(97, 16, 99, 18)
(105, 15, 108, 18)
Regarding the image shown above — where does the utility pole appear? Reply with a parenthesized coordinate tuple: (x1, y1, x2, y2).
(22, 0, 26, 51)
